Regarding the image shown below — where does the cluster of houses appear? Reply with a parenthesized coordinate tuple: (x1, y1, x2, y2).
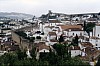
(33, 11, 100, 65)
(0, 17, 37, 55)
(1, 11, 100, 65)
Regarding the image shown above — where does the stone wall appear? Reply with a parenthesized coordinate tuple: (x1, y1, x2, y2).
(11, 31, 31, 51)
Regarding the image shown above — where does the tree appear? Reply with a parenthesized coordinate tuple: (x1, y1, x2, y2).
(74, 34, 79, 46)
(30, 46, 36, 59)
(29, 37, 35, 42)
(85, 22, 96, 35)
(83, 21, 86, 31)
(52, 43, 72, 60)
(71, 34, 79, 46)
(58, 34, 64, 43)
(0, 52, 18, 66)
(16, 49, 27, 60)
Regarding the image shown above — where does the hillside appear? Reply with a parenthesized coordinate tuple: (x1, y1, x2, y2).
(0, 12, 33, 19)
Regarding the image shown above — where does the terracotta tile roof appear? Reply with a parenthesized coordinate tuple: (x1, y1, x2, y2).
(49, 32, 56, 36)
(34, 42, 45, 47)
(35, 42, 50, 51)
(81, 47, 100, 61)
(38, 44, 50, 50)
(70, 46, 80, 50)
(60, 25, 82, 31)
(82, 47, 96, 54)
(65, 28, 83, 31)
(80, 42, 93, 47)
(50, 39, 58, 42)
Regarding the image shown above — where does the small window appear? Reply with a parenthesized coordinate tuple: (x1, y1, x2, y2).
(73, 33, 74, 36)
(98, 34, 99, 37)
(96, 47, 98, 49)
(96, 44, 98, 46)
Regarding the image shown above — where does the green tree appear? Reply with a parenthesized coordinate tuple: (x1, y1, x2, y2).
(58, 34, 64, 43)
(71, 34, 79, 46)
(16, 49, 27, 60)
(85, 22, 95, 35)
(0, 52, 18, 66)
(30, 46, 36, 59)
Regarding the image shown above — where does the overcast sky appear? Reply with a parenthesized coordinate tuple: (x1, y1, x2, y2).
(0, 0, 100, 16)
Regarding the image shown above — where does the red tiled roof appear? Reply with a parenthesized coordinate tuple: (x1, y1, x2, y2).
(80, 42, 93, 47)
(60, 25, 82, 31)
(50, 39, 58, 42)
(70, 46, 80, 50)
(49, 32, 56, 36)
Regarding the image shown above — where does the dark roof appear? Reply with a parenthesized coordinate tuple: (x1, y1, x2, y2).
(49, 20, 62, 23)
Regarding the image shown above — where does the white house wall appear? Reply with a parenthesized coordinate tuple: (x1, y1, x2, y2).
(71, 50, 81, 57)
(39, 49, 49, 53)
(90, 38, 100, 50)
(44, 28, 52, 34)
(65, 31, 84, 37)
(93, 26, 100, 38)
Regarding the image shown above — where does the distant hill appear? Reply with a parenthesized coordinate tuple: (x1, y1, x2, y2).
(0, 12, 33, 19)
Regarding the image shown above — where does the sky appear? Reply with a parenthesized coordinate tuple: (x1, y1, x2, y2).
(0, 0, 100, 16)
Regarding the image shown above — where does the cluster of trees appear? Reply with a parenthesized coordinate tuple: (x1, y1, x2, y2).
(84, 21, 96, 35)
(0, 44, 90, 66)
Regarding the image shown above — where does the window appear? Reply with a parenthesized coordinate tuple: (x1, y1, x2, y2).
(96, 44, 98, 46)
(98, 34, 99, 37)
(73, 33, 74, 36)
(96, 47, 98, 49)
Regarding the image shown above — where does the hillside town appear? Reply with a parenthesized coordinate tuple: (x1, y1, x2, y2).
(1, 11, 100, 66)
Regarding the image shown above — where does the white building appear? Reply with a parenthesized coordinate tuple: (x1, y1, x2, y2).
(70, 46, 81, 57)
(89, 37, 100, 50)
(93, 25, 100, 38)
(59, 25, 84, 37)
